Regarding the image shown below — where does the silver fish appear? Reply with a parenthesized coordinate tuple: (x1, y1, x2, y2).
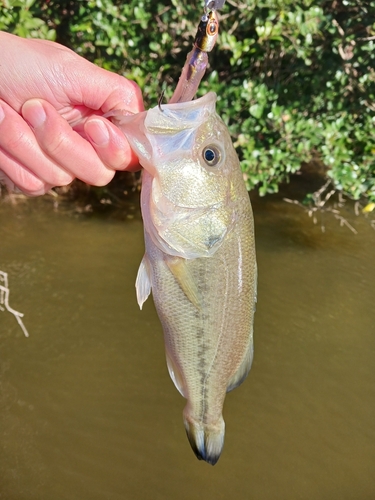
(117, 91, 257, 465)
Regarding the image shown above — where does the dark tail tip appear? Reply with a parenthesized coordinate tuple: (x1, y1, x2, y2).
(183, 414, 225, 465)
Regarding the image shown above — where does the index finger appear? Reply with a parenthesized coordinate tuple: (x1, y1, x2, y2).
(22, 99, 116, 186)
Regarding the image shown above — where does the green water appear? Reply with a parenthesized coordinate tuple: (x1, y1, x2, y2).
(0, 192, 374, 500)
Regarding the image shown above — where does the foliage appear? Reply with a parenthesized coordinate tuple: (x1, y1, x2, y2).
(0, 0, 374, 202)
(0, 0, 55, 39)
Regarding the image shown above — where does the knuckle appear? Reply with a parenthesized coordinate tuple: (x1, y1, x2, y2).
(127, 78, 143, 99)
(115, 75, 144, 113)
(5, 130, 30, 152)
(127, 80, 144, 112)
(46, 132, 69, 157)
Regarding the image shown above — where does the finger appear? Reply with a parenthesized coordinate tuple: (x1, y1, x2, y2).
(0, 100, 63, 195)
(0, 157, 49, 196)
(0, 163, 50, 196)
(0, 170, 16, 192)
(73, 71, 145, 116)
(83, 116, 140, 172)
(22, 99, 115, 186)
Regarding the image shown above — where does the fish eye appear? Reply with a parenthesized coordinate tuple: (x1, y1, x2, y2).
(207, 19, 218, 36)
(202, 145, 221, 167)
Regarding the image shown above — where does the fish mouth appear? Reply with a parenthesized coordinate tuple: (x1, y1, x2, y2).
(164, 91, 217, 112)
(183, 412, 225, 466)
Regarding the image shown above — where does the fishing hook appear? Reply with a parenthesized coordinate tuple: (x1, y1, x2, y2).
(203, 0, 226, 19)
(158, 89, 166, 112)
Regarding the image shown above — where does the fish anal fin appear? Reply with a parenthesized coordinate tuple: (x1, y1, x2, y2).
(166, 351, 187, 398)
(135, 255, 152, 310)
(226, 341, 254, 393)
(165, 256, 200, 310)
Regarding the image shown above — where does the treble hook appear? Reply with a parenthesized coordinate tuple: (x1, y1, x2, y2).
(203, 0, 226, 20)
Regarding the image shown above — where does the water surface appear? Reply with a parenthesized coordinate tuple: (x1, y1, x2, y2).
(0, 192, 374, 500)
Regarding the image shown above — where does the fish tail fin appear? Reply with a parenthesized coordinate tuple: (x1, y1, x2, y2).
(183, 410, 225, 466)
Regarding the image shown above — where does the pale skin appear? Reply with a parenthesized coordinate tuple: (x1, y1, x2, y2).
(0, 31, 144, 196)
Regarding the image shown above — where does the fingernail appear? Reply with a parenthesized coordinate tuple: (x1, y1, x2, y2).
(23, 100, 46, 128)
(0, 103, 4, 123)
(85, 119, 110, 147)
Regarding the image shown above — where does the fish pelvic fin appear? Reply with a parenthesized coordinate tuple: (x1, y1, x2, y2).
(135, 255, 152, 310)
(165, 256, 200, 310)
(183, 410, 225, 466)
(226, 340, 254, 393)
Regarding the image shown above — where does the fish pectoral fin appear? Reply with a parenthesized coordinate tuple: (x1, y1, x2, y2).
(165, 256, 200, 310)
(135, 255, 152, 310)
(166, 351, 187, 398)
(226, 340, 254, 393)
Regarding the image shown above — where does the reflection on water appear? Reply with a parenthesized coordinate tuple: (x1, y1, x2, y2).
(0, 192, 374, 500)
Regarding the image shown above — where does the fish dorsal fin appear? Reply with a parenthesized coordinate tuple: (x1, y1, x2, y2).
(135, 255, 152, 310)
(226, 340, 254, 393)
(166, 350, 187, 398)
(165, 256, 200, 310)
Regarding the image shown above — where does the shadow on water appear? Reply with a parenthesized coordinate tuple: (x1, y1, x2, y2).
(0, 184, 374, 500)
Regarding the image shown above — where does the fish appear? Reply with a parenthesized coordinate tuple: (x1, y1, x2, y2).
(116, 90, 257, 465)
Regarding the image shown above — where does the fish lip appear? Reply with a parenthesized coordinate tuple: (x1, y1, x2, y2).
(165, 91, 217, 111)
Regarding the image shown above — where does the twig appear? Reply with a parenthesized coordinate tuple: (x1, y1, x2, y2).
(334, 214, 358, 234)
(0, 271, 29, 337)
(284, 180, 360, 234)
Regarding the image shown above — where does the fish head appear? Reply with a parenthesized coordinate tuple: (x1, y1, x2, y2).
(116, 92, 243, 258)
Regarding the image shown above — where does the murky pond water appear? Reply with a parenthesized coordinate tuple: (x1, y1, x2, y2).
(0, 189, 374, 500)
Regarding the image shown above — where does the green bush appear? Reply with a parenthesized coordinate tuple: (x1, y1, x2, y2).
(1, 0, 374, 202)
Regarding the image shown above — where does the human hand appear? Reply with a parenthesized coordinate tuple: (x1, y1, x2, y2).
(0, 31, 144, 196)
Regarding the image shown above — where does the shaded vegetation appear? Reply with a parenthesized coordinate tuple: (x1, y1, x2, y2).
(1, 0, 374, 205)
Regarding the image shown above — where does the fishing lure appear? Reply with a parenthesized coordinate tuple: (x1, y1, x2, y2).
(169, 0, 226, 103)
